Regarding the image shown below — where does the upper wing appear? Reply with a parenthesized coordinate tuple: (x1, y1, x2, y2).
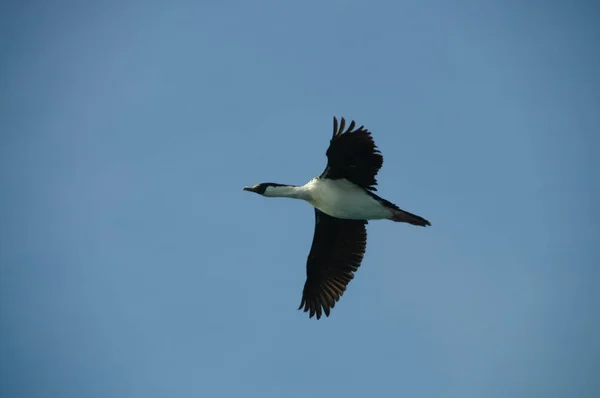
(320, 117, 383, 191)
(298, 209, 368, 320)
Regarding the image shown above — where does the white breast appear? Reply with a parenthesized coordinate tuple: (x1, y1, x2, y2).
(303, 178, 392, 220)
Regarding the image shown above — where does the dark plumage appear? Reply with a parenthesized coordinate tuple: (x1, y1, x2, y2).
(298, 209, 367, 319)
(299, 117, 381, 319)
(244, 116, 431, 320)
(320, 118, 383, 191)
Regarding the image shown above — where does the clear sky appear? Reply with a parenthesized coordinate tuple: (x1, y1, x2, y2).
(1, 1, 598, 397)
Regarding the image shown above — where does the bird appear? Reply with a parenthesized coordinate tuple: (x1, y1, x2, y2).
(243, 117, 431, 319)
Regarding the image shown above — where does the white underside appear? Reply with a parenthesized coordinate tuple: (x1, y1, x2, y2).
(301, 178, 393, 220)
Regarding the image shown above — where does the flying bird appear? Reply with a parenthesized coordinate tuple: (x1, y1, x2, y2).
(244, 117, 431, 319)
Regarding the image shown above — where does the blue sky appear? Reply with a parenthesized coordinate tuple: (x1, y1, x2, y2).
(1, 1, 598, 397)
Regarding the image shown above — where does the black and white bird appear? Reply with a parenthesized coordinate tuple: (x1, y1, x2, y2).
(244, 117, 431, 319)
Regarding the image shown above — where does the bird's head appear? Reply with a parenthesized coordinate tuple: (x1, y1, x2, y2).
(243, 182, 296, 197)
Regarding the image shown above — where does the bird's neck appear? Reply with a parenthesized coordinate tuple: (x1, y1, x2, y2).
(264, 185, 308, 200)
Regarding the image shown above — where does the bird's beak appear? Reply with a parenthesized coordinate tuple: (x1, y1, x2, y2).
(243, 186, 257, 193)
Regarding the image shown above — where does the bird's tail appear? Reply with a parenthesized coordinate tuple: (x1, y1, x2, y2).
(388, 208, 431, 227)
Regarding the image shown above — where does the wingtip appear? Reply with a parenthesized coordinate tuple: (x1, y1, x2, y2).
(332, 116, 364, 137)
(298, 298, 331, 320)
(333, 116, 338, 138)
(339, 117, 346, 135)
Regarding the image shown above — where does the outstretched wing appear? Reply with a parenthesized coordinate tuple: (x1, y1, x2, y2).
(320, 117, 383, 191)
(298, 209, 368, 320)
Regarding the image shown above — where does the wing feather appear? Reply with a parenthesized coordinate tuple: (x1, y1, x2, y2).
(298, 209, 368, 319)
(320, 116, 383, 191)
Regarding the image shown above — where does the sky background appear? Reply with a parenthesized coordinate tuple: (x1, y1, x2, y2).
(1, 1, 599, 397)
